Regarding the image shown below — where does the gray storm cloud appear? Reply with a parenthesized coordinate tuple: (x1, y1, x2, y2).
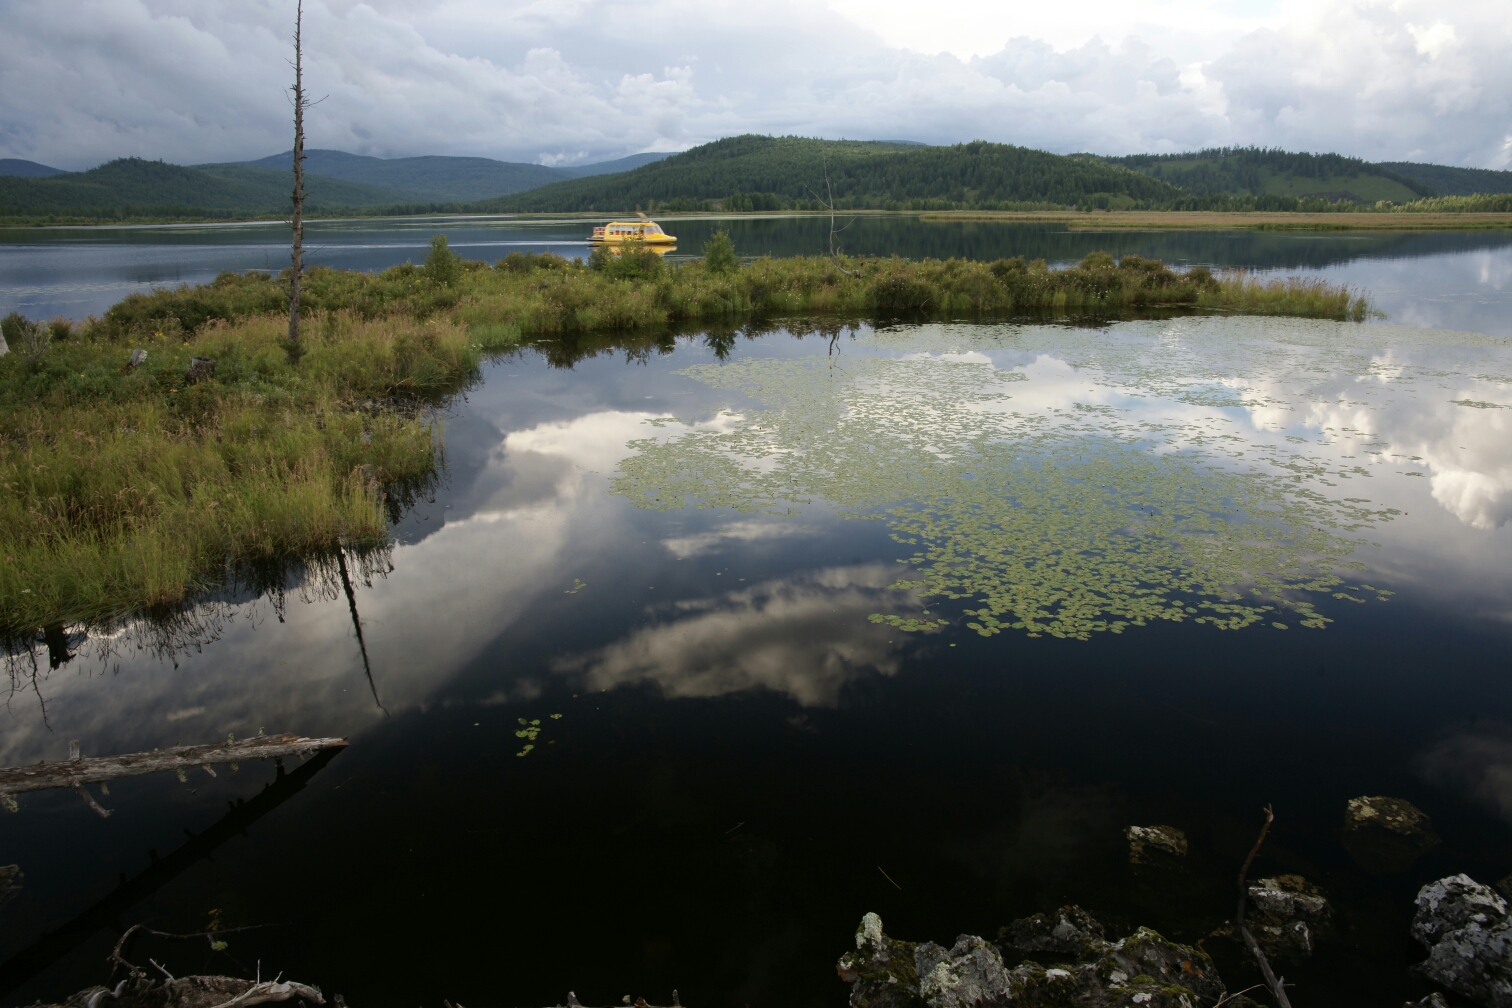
(1, 0, 1508, 170)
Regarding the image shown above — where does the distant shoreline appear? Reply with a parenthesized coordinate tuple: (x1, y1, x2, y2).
(4, 208, 1512, 232)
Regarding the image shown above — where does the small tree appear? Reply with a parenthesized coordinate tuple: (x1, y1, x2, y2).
(426, 234, 461, 285)
(702, 230, 738, 274)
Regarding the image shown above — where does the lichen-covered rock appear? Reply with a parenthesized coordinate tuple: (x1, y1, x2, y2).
(843, 909, 1243, 1008)
(1096, 929, 1226, 1003)
(1409, 874, 1512, 1007)
(1341, 796, 1440, 875)
(997, 905, 1107, 956)
(839, 913, 924, 1008)
(1245, 875, 1335, 959)
(915, 935, 1016, 1007)
(1126, 826, 1188, 868)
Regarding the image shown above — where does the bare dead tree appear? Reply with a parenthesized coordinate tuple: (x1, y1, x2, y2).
(806, 156, 858, 277)
(287, 0, 311, 349)
(1235, 804, 1294, 1008)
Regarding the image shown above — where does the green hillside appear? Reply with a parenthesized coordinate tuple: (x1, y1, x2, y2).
(235, 149, 567, 201)
(481, 136, 1178, 212)
(0, 157, 409, 216)
(1379, 162, 1512, 197)
(1100, 148, 1431, 203)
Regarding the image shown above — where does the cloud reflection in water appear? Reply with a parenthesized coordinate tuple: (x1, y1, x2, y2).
(557, 565, 907, 706)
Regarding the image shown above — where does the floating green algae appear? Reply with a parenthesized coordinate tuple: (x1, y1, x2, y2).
(610, 322, 1415, 640)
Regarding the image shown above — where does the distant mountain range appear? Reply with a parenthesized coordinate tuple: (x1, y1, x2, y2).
(1, 141, 1509, 220)
(220, 149, 673, 202)
(0, 158, 65, 178)
(0, 150, 674, 218)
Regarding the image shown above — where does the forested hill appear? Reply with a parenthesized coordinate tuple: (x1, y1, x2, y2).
(0, 158, 407, 217)
(1096, 148, 1433, 203)
(1377, 162, 1512, 197)
(480, 136, 1180, 212)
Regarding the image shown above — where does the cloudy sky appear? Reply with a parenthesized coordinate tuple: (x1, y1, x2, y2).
(1, 0, 1508, 170)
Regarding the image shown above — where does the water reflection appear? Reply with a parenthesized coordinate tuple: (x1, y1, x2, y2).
(558, 565, 907, 706)
(5, 317, 1512, 1006)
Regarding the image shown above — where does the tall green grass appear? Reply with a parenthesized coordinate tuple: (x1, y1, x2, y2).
(0, 312, 499, 633)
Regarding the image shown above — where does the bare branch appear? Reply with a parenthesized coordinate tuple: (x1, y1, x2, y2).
(1235, 804, 1293, 1008)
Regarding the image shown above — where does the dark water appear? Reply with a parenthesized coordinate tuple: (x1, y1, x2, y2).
(4, 315, 1512, 1006)
(2, 214, 1511, 336)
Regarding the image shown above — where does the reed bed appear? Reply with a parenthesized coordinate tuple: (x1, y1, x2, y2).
(1205, 270, 1370, 318)
(2, 246, 1371, 634)
(0, 312, 510, 632)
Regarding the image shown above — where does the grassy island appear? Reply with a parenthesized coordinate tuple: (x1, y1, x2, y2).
(1, 242, 1370, 637)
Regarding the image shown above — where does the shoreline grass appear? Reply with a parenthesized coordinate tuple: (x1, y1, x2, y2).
(1, 247, 1369, 636)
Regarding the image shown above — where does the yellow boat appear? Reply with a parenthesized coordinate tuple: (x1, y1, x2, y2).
(590, 215, 676, 246)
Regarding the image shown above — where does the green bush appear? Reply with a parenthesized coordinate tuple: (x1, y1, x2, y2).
(588, 241, 665, 281)
(426, 234, 461, 286)
(702, 230, 739, 274)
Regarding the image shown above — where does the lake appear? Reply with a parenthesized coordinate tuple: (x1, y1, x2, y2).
(2, 214, 1511, 335)
(3, 220, 1512, 1007)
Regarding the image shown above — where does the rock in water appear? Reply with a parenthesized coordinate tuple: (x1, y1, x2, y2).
(841, 908, 1247, 1008)
(837, 913, 923, 1008)
(0, 864, 21, 909)
(1245, 875, 1336, 958)
(997, 905, 1106, 955)
(1410, 874, 1512, 1007)
(1126, 825, 1188, 867)
(1403, 996, 1450, 1008)
(1342, 796, 1440, 874)
(915, 935, 1014, 1008)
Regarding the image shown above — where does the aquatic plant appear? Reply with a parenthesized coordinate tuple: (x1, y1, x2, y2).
(610, 326, 1404, 639)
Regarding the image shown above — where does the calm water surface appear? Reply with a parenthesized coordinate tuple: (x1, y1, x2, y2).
(3, 225, 1512, 1007)
(2, 214, 1511, 335)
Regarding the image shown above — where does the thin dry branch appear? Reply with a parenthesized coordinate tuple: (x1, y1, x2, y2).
(1235, 804, 1293, 1008)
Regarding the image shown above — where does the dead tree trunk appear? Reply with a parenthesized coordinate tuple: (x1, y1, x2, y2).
(806, 157, 857, 277)
(287, 0, 308, 348)
(0, 734, 346, 817)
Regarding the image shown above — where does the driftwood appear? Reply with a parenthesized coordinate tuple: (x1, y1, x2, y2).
(0, 734, 346, 817)
(0, 748, 342, 998)
(1235, 805, 1294, 1008)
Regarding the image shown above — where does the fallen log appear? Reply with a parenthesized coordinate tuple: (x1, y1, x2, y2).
(0, 734, 347, 816)
(0, 748, 342, 998)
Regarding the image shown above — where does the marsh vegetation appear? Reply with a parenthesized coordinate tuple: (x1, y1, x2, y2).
(1, 242, 1369, 635)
